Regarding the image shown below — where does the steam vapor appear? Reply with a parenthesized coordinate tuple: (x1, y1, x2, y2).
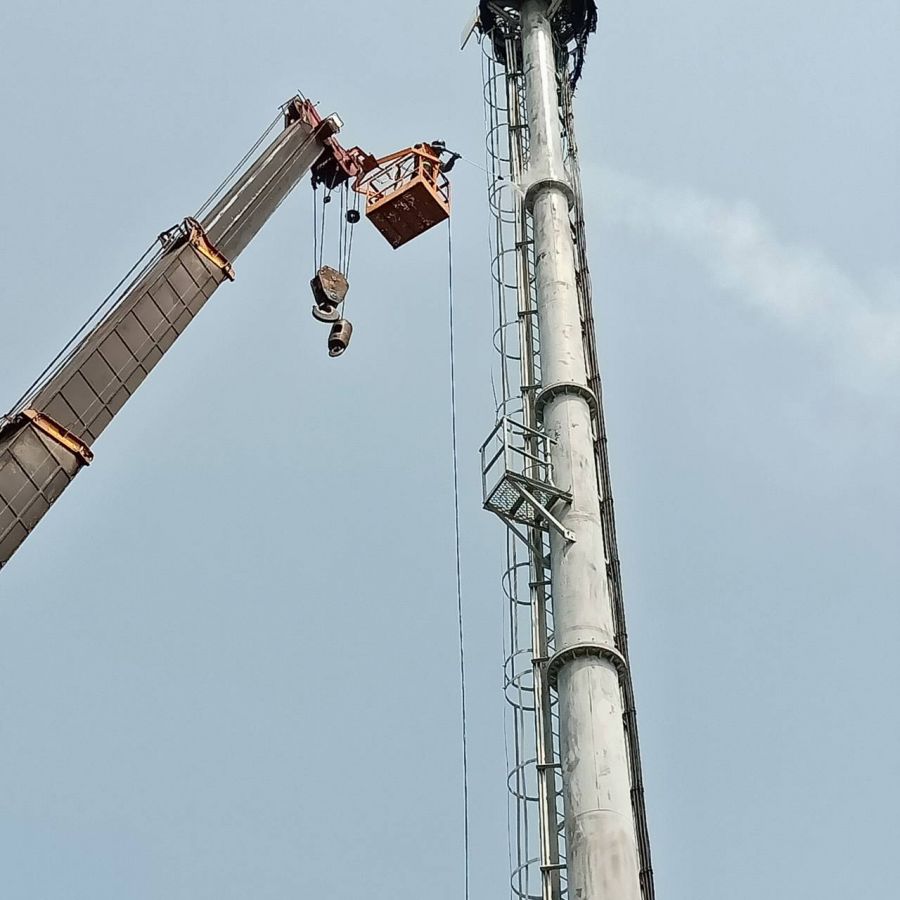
(595, 167, 900, 384)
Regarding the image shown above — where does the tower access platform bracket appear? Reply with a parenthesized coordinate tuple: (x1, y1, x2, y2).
(480, 416, 575, 544)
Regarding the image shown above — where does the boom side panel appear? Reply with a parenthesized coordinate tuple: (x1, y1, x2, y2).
(0, 420, 83, 568)
(31, 244, 226, 444)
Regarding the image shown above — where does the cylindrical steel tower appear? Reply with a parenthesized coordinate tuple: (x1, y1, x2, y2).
(476, 3, 655, 899)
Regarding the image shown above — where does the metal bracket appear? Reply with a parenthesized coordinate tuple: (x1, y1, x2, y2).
(546, 641, 628, 690)
(481, 416, 576, 544)
(460, 6, 480, 49)
(535, 380, 597, 423)
(494, 504, 574, 547)
(515, 482, 575, 542)
(524, 176, 576, 211)
(22, 409, 94, 466)
(184, 217, 235, 281)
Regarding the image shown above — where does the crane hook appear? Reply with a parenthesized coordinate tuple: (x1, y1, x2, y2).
(310, 265, 348, 324)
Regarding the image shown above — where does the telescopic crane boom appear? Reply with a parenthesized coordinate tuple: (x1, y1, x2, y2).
(0, 95, 451, 571)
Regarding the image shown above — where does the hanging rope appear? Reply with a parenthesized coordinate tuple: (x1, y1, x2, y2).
(7, 108, 297, 421)
(195, 112, 281, 221)
(318, 188, 329, 270)
(6, 240, 164, 417)
(446, 218, 471, 900)
(338, 185, 346, 269)
(343, 189, 361, 283)
(312, 183, 319, 273)
(309, 180, 360, 321)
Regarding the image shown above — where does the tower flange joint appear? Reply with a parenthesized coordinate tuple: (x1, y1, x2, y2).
(534, 381, 597, 424)
(547, 642, 628, 690)
(525, 176, 576, 212)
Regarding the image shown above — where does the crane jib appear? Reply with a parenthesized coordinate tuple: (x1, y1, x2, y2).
(0, 104, 336, 570)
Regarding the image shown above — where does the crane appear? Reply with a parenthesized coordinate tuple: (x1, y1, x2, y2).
(0, 94, 452, 571)
(4, 7, 659, 899)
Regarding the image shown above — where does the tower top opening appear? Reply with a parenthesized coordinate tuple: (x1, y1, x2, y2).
(476, 1, 598, 84)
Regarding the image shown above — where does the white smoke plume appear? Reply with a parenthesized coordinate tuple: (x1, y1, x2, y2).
(593, 167, 900, 385)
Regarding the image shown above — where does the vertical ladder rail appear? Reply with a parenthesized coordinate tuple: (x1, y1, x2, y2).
(484, 31, 567, 900)
(506, 35, 566, 900)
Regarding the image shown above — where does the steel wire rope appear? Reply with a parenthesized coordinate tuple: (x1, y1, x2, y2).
(10, 115, 309, 435)
(8, 107, 286, 420)
(10, 102, 318, 451)
(5, 240, 163, 418)
(319, 190, 329, 270)
(336, 184, 345, 271)
(339, 188, 360, 319)
(445, 219, 471, 900)
(344, 189, 360, 281)
(0, 246, 192, 517)
(2, 109, 312, 521)
(195, 112, 282, 220)
(312, 183, 319, 273)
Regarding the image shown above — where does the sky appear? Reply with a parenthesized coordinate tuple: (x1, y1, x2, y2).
(0, 2, 898, 899)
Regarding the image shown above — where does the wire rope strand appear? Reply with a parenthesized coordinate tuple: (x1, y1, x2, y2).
(337, 185, 344, 270)
(318, 190, 328, 270)
(446, 219, 471, 900)
(7, 106, 295, 423)
(344, 191, 360, 282)
(6, 240, 162, 416)
(195, 112, 281, 220)
(312, 184, 319, 273)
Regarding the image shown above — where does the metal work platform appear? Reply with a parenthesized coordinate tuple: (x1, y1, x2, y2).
(481, 416, 574, 543)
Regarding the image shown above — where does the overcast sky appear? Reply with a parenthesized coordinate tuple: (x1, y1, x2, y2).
(0, 2, 897, 899)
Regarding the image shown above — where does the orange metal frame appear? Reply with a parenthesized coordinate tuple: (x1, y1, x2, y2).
(352, 143, 450, 212)
(293, 95, 450, 247)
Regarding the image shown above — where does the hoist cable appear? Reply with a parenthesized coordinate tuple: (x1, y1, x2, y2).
(345, 192, 360, 282)
(195, 112, 281, 220)
(6, 240, 163, 417)
(338, 184, 348, 272)
(9, 106, 283, 420)
(312, 184, 319, 272)
(446, 219, 471, 900)
(318, 190, 329, 270)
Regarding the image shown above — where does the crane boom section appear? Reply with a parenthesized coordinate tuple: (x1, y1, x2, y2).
(0, 102, 337, 570)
